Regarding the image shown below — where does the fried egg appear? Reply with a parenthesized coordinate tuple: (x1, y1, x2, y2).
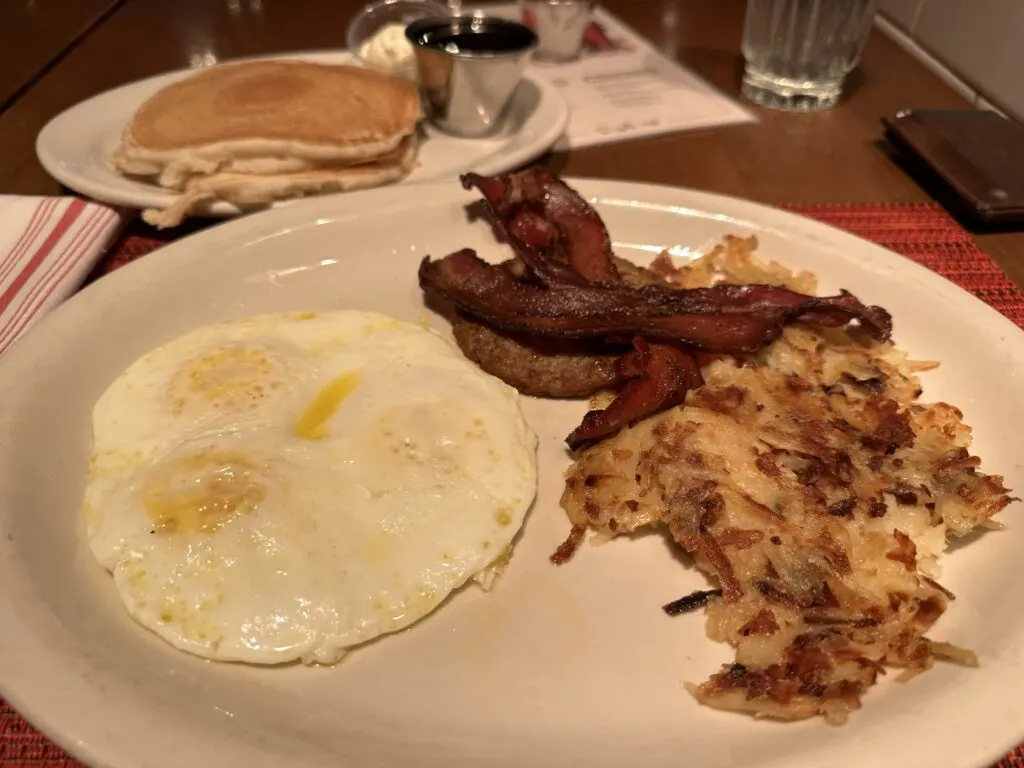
(84, 310, 537, 665)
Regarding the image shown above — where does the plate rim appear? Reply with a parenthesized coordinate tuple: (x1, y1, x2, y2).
(1, 177, 1022, 768)
(34, 49, 569, 216)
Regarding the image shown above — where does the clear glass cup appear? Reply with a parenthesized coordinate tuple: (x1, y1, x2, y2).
(740, 0, 879, 111)
(521, 0, 598, 63)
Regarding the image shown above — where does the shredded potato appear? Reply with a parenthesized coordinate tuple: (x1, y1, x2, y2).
(560, 237, 1014, 725)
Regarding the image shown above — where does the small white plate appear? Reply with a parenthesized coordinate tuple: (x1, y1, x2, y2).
(35, 50, 568, 218)
(0, 179, 1022, 768)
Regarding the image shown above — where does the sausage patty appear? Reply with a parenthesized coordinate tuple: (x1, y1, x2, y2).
(451, 256, 666, 398)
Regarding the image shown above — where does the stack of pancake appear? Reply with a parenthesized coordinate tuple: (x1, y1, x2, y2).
(111, 60, 423, 228)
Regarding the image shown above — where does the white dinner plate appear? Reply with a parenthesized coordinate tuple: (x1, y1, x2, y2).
(0, 179, 1022, 768)
(34, 50, 568, 218)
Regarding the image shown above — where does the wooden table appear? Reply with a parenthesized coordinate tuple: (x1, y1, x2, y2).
(0, 0, 1020, 287)
(0, 0, 123, 112)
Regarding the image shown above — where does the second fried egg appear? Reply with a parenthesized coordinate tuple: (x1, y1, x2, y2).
(84, 310, 537, 665)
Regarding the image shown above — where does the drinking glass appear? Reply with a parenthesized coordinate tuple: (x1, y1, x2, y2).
(522, 0, 598, 63)
(740, 0, 879, 111)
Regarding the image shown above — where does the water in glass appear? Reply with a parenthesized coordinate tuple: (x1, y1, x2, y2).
(741, 0, 879, 111)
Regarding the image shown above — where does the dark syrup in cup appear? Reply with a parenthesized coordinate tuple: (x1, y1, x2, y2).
(408, 17, 538, 56)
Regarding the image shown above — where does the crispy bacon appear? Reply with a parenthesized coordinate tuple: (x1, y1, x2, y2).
(462, 169, 621, 284)
(463, 172, 712, 444)
(510, 240, 591, 288)
(438, 169, 894, 450)
(567, 338, 703, 449)
(418, 249, 892, 352)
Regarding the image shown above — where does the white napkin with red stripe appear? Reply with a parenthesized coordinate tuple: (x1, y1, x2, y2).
(0, 197, 125, 355)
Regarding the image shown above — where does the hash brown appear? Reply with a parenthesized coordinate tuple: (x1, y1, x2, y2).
(559, 236, 1014, 724)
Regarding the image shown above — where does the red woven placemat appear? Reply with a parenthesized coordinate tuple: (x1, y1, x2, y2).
(3, 203, 1023, 768)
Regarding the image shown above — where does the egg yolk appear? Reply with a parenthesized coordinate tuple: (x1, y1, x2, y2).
(170, 343, 282, 415)
(294, 371, 360, 440)
(142, 452, 266, 534)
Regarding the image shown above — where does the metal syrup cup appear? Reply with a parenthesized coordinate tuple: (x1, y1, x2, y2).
(406, 16, 538, 138)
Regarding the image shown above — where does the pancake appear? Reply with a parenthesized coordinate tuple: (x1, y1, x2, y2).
(115, 60, 422, 168)
(112, 59, 424, 226)
(142, 134, 419, 229)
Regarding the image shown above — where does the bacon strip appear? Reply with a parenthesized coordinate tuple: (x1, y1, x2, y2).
(418, 249, 892, 353)
(567, 339, 703, 450)
(444, 169, 894, 450)
(462, 169, 621, 284)
(508, 237, 591, 287)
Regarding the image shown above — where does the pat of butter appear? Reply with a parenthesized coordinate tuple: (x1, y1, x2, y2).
(358, 23, 419, 82)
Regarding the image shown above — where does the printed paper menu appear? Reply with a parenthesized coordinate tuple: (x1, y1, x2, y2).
(482, 3, 755, 149)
